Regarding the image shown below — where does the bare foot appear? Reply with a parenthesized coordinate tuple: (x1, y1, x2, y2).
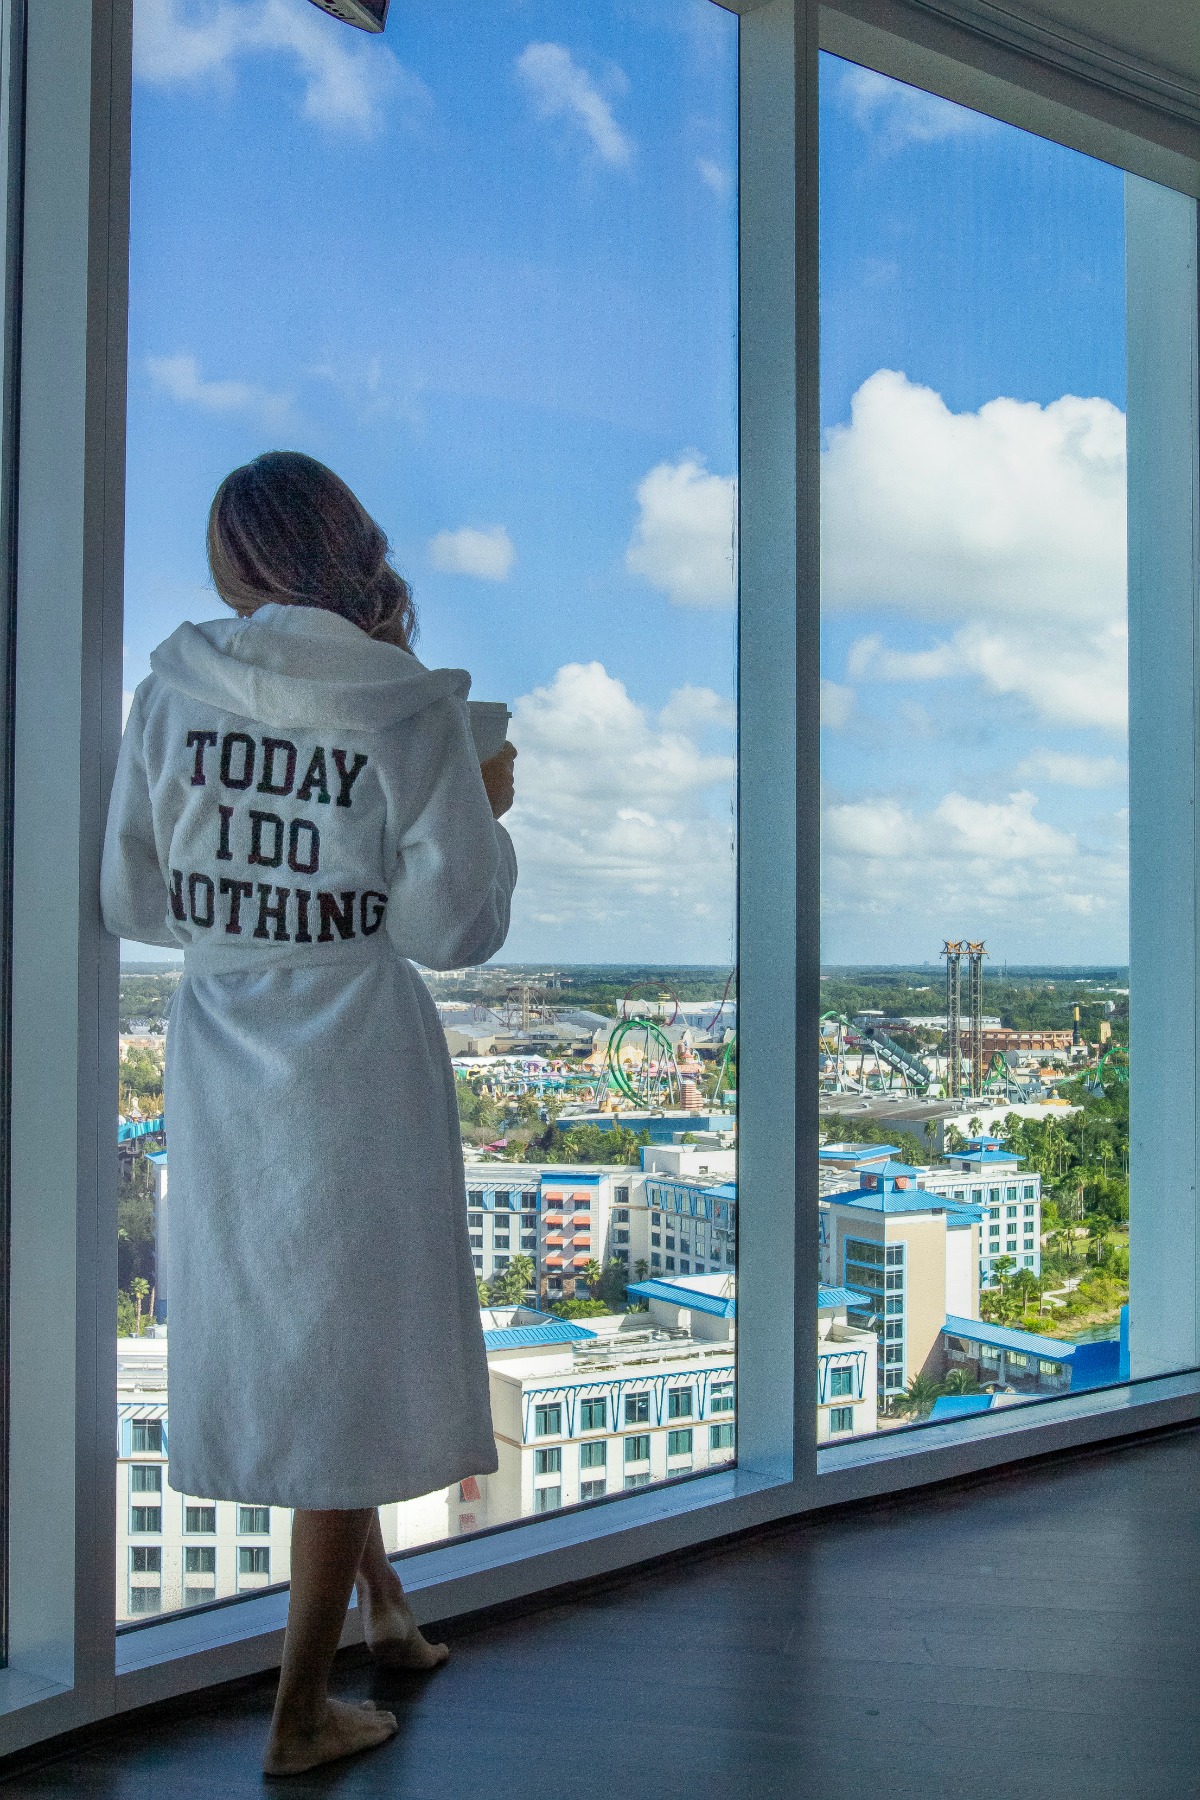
(360, 1587, 450, 1671)
(263, 1697, 397, 1776)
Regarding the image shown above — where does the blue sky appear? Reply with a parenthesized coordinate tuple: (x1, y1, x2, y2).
(124, 3, 1129, 968)
(127, 0, 738, 964)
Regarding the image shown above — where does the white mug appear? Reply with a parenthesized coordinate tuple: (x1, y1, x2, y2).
(467, 701, 511, 763)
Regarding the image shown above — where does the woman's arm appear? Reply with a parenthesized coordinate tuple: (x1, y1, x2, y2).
(386, 699, 518, 970)
(100, 684, 177, 947)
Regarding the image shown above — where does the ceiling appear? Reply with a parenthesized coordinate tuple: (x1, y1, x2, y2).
(1022, 1, 1200, 91)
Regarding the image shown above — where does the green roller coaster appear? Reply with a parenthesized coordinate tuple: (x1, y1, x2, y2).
(604, 1015, 682, 1109)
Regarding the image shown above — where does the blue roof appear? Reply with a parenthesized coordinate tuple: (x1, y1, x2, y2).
(858, 1160, 926, 1179)
(482, 1319, 599, 1351)
(943, 1314, 1074, 1359)
(818, 1285, 873, 1310)
(954, 1149, 1020, 1166)
(819, 1143, 900, 1162)
(626, 1278, 736, 1319)
(838, 1183, 983, 1219)
(928, 1394, 996, 1421)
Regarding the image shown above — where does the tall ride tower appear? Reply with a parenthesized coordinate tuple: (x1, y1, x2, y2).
(967, 941, 987, 1098)
(943, 941, 964, 1098)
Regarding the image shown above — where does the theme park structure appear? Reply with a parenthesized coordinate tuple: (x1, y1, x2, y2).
(604, 984, 684, 1109)
(819, 1012, 932, 1096)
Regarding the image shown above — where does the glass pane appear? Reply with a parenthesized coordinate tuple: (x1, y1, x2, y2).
(819, 55, 1138, 1441)
(117, 0, 736, 1622)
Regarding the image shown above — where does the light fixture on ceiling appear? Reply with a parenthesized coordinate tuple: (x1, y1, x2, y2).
(305, 0, 389, 30)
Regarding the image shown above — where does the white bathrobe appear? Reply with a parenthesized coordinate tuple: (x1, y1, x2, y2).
(101, 602, 515, 1508)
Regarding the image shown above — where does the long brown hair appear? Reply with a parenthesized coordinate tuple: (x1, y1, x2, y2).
(207, 451, 417, 648)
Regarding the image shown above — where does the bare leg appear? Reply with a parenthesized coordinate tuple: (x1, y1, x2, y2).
(263, 1508, 397, 1777)
(355, 1510, 450, 1670)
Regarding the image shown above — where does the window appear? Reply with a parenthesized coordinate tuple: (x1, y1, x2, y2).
(128, 1588, 162, 1616)
(624, 1394, 650, 1426)
(1006, 1187, 1018, 1201)
(667, 1388, 694, 1419)
(130, 1546, 161, 1574)
(580, 1441, 607, 1470)
(615, 1230, 630, 1245)
(624, 1436, 651, 1465)
(185, 1546, 216, 1575)
(614, 1209, 630, 1223)
(468, 1213, 483, 1228)
(238, 1507, 270, 1535)
(651, 1234, 661, 1247)
(580, 1480, 607, 1502)
(238, 1548, 270, 1577)
(580, 1398, 607, 1432)
(710, 1382, 735, 1414)
(130, 1464, 161, 1493)
(667, 1429, 693, 1457)
(533, 1488, 561, 1514)
(131, 1508, 162, 1534)
(534, 1405, 562, 1438)
(185, 1505, 216, 1534)
(829, 1408, 854, 1435)
(828, 1367, 854, 1398)
(534, 1448, 561, 1476)
(710, 1424, 735, 1451)
(624, 1474, 653, 1491)
(131, 1420, 163, 1454)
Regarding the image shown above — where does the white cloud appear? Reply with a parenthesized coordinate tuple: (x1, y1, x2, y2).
(428, 526, 515, 582)
(626, 457, 736, 608)
(1015, 749, 1127, 788)
(821, 679, 855, 730)
(822, 786, 1127, 950)
(503, 662, 734, 956)
(147, 353, 293, 427)
(696, 157, 731, 196)
(134, 0, 427, 135)
(825, 370, 1128, 730)
(515, 42, 633, 167)
(839, 64, 992, 151)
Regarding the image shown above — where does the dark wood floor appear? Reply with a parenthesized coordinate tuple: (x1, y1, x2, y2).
(7, 1426, 1200, 1800)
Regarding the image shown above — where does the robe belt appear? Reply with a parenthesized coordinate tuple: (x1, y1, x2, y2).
(182, 936, 390, 977)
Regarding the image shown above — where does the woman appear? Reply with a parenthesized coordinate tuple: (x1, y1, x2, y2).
(101, 452, 518, 1776)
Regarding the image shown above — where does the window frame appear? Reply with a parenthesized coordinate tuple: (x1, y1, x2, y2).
(0, 0, 1197, 1756)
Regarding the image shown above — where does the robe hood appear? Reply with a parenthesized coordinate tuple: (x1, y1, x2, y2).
(149, 602, 471, 732)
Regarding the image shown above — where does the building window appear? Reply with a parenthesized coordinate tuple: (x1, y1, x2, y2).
(130, 1507, 162, 1534)
(885, 1297, 903, 1315)
(828, 1366, 854, 1398)
(494, 1236, 511, 1250)
(624, 1434, 651, 1464)
(468, 1212, 483, 1228)
(580, 1479, 607, 1501)
(238, 1506, 270, 1535)
(521, 1235, 537, 1250)
(1023, 1204, 1035, 1217)
(885, 1245, 904, 1267)
(128, 1587, 162, 1615)
(1024, 1255, 1035, 1266)
(829, 1407, 854, 1434)
(624, 1393, 650, 1425)
(522, 1212, 537, 1229)
(580, 1440, 607, 1469)
(238, 1548, 270, 1576)
(534, 1447, 561, 1475)
(580, 1397, 607, 1431)
(534, 1404, 562, 1437)
(130, 1546, 161, 1574)
(185, 1505, 216, 1534)
(885, 1320, 903, 1341)
(884, 1347, 903, 1366)
(651, 1233, 661, 1247)
(533, 1486, 561, 1513)
(1005, 1186, 1018, 1200)
(472, 1255, 483, 1270)
(130, 1464, 162, 1493)
(615, 1229, 630, 1245)
(615, 1208, 629, 1223)
(667, 1387, 693, 1419)
(1006, 1205, 1017, 1219)
(710, 1423, 735, 1450)
(710, 1381, 735, 1413)
(185, 1546, 216, 1574)
(651, 1253, 662, 1267)
(667, 1428, 693, 1457)
(624, 1474, 652, 1490)
(130, 1420, 163, 1454)
(1023, 1184, 1035, 1199)
(470, 1235, 483, 1250)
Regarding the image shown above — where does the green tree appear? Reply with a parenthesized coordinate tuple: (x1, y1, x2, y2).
(580, 1258, 602, 1292)
(117, 1289, 137, 1337)
(942, 1366, 980, 1396)
(490, 1254, 535, 1305)
(633, 1260, 650, 1282)
(897, 1373, 944, 1418)
(475, 1274, 491, 1305)
(596, 1257, 631, 1310)
(550, 1298, 610, 1319)
(991, 1254, 1016, 1294)
(1011, 1267, 1042, 1320)
(129, 1276, 151, 1335)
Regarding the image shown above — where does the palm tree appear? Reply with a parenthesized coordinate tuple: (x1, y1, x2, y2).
(1011, 1267, 1041, 1320)
(898, 1373, 944, 1418)
(942, 1366, 980, 1396)
(475, 1274, 490, 1306)
(991, 1254, 1016, 1295)
(492, 1254, 535, 1306)
(633, 1259, 650, 1282)
(130, 1276, 150, 1336)
(581, 1258, 602, 1293)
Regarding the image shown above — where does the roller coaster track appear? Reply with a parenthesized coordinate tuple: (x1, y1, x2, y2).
(820, 1013, 931, 1094)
